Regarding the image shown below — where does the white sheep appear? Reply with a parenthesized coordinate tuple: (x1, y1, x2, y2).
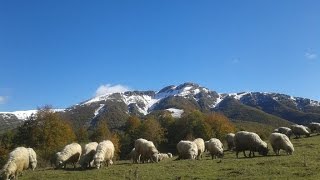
(269, 133, 294, 155)
(167, 153, 173, 158)
(134, 138, 159, 163)
(128, 148, 140, 163)
(225, 133, 235, 151)
(275, 127, 293, 139)
(234, 131, 268, 158)
(27, 148, 37, 171)
(308, 122, 320, 134)
(94, 140, 115, 169)
(79, 142, 98, 169)
(56, 143, 82, 169)
(291, 124, 310, 138)
(176, 140, 198, 160)
(207, 138, 224, 159)
(193, 138, 205, 159)
(1, 147, 30, 180)
(157, 153, 170, 161)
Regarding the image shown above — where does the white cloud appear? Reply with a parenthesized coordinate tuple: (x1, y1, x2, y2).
(95, 84, 131, 97)
(0, 96, 8, 104)
(305, 52, 318, 60)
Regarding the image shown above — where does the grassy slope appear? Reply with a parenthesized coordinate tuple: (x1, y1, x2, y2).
(20, 135, 320, 180)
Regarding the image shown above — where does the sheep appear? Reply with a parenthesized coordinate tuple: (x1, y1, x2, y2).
(1, 147, 30, 180)
(79, 142, 98, 169)
(207, 138, 224, 159)
(176, 140, 198, 160)
(291, 124, 310, 138)
(134, 138, 159, 163)
(27, 148, 37, 171)
(275, 127, 293, 139)
(167, 153, 173, 158)
(56, 143, 82, 169)
(157, 153, 170, 161)
(204, 141, 209, 152)
(193, 138, 205, 159)
(225, 133, 235, 151)
(308, 122, 320, 134)
(94, 140, 115, 169)
(234, 131, 268, 158)
(269, 133, 294, 155)
(128, 148, 140, 164)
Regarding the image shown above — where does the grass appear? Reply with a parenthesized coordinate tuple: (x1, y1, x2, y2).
(20, 135, 320, 180)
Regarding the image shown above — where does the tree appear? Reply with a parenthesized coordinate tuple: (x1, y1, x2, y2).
(76, 126, 89, 143)
(90, 119, 111, 142)
(30, 107, 76, 159)
(205, 112, 236, 139)
(174, 110, 210, 141)
(139, 118, 166, 146)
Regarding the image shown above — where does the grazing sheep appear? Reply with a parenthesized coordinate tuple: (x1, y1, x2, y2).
(128, 148, 140, 163)
(27, 148, 37, 171)
(94, 140, 115, 169)
(1, 147, 30, 180)
(193, 138, 205, 159)
(207, 138, 224, 159)
(204, 141, 209, 152)
(176, 140, 198, 160)
(167, 153, 173, 158)
(225, 133, 235, 151)
(269, 133, 294, 155)
(134, 138, 159, 163)
(276, 127, 293, 139)
(291, 124, 310, 138)
(157, 153, 170, 161)
(56, 143, 82, 169)
(234, 131, 268, 158)
(308, 122, 320, 134)
(79, 142, 98, 169)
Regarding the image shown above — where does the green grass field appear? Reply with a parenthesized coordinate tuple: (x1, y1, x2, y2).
(20, 135, 320, 180)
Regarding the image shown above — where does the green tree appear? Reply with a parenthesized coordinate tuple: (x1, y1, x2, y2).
(139, 118, 166, 146)
(90, 119, 111, 142)
(76, 126, 89, 143)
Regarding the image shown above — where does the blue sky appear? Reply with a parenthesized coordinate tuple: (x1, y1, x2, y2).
(0, 0, 319, 111)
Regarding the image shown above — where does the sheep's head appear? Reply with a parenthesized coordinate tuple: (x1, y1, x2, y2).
(258, 145, 269, 156)
(30, 161, 37, 171)
(151, 153, 159, 163)
(94, 157, 103, 169)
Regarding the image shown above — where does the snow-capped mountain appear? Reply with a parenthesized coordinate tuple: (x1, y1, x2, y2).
(1, 82, 320, 131)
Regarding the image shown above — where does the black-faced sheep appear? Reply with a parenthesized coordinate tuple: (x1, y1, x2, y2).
(176, 140, 198, 160)
(55, 143, 82, 169)
(269, 133, 294, 155)
(79, 142, 98, 169)
(234, 131, 268, 158)
(94, 140, 115, 169)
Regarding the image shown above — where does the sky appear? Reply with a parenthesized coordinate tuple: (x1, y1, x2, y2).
(0, 0, 319, 111)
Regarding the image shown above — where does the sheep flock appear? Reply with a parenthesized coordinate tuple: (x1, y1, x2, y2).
(1, 122, 318, 179)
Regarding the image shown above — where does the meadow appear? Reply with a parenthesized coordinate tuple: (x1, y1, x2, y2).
(20, 135, 320, 180)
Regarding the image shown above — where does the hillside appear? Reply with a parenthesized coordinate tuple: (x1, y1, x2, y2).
(1, 82, 320, 131)
(20, 135, 320, 180)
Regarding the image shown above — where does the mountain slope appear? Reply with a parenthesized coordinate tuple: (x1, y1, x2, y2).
(1, 82, 320, 131)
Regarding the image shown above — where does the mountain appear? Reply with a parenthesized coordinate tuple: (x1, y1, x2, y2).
(1, 82, 320, 132)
